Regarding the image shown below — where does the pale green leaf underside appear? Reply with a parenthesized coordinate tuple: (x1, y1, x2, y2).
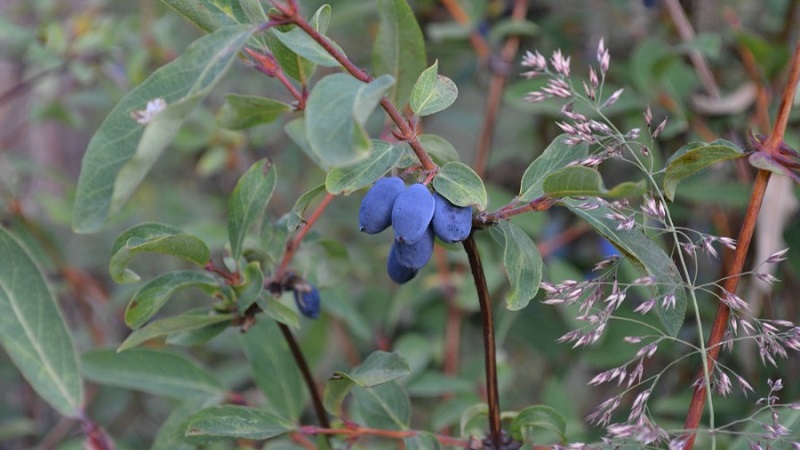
(663, 139, 745, 201)
(490, 221, 543, 310)
(352, 382, 411, 430)
(228, 159, 277, 261)
(118, 313, 234, 351)
(323, 350, 410, 415)
(72, 25, 255, 233)
(159, 0, 237, 33)
(217, 94, 292, 130)
(0, 227, 84, 418)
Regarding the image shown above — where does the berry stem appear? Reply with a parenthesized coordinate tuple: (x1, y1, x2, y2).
(462, 234, 502, 449)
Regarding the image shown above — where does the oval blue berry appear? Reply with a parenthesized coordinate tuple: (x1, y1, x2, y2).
(431, 192, 473, 243)
(293, 285, 321, 319)
(391, 183, 435, 244)
(387, 245, 418, 284)
(359, 177, 405, 234)
(394, 226, 434, 270)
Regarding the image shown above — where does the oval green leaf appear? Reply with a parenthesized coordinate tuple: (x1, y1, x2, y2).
(271, 5, 342, 67)
(184, 405, 294, 443)
(118, 312, 234, 351)
(235, 261, 264, 313)
(82, 348, 225, 398)
(125, 270, 220, 329)
(410, 60, 458, 117)
(0, 227, 84, 418)
(109, 223, 210, 284)
(323, 350, 411, 415)
(326, 140, 404, 195)
(519, 134, 589, 202)
(543, 165, 646, 199)
(432, 161, 488, 209)
(288, 184, 327, 231)
(72, 25, 256, 233)
(663, 139, 745, 201)
(161, 0, 237, 33)
(228, 159, 277, 261)
(489, 220, 543, 310)
(352, 381, 411, 430)
(419, 134, 460, 164)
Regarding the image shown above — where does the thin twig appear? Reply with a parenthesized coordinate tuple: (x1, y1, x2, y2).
(663, 0, 720, 99)
(278, 323, 331, 431)
(439, 0, 491, 59)
(681, 39, 800, 450)
(276, 192, 335, 277)
(279, 7, 437, 173)
(462, 234, 502, 449)
(474, 0, 528, 178)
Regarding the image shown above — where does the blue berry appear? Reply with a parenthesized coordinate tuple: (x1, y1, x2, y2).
(359, 177, 405, 234)
(394, 226, 434, 270)
(387, 245, 418, 284)
(293, 285, 321, 319)
(431, 192, 472, 243)
(391, 183, 435, 244)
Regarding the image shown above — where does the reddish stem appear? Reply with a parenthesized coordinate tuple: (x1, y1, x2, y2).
(439, 0, 491, 59)
(280, 7, 437, 173)
(276, 192, 335, 278)
(681, 39, 800, 450)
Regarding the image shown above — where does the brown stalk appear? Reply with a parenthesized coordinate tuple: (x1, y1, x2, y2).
(663, 0, 720, 98)
(681, 39, 800, 450)
(278, 323, 331, 431)
(474, 0, 528, 178)
(439, 0, 491, 59)
(462, 235, 502, 449)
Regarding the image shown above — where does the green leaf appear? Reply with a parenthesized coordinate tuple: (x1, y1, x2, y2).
(109, 223, 210, 284)
(239, 320, 307, 421)
(73, 25, 256, 233)
(118, 313, 233, 351)
(285, 117, 327, 169)
(410, 61, 458, 117)
(228, 159, 277, 261)
(564, 199, 687, 336)
(372, 0, 427, 107)
(255, 296, 301, 330)
(82, 348, 225, 398)
(419, 134, 460, 164)
(236, 261, 264, 313)
(352, 382, 410, 430)
(184, 405, 294, 443)
(542, 166, 646, 199)
(510, 405, 567, 443)
(486, 18, 538, 44)
(323, 350, 411, 414)
(460, 403, 488, 437)
(308, 239, 350, 288)
(748, 152, 800, 184)
(489, 220, 543, 310)
(288, 184, 327, 231)
(432, 161, 487, 209)
(217, 94, 292, 130)
(125, 270, 219, 329)
(663, 139, 745, 201)
(271, 5, 342, 67)
(0, 227, 84, 418)
(305, 74, 394, 167)
(326, 140, 404, 195)
(519, 135, 589, 202)
(160, 0, 237, 33)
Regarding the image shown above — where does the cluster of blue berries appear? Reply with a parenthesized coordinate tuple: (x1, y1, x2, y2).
(359, 176, 473, 284)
